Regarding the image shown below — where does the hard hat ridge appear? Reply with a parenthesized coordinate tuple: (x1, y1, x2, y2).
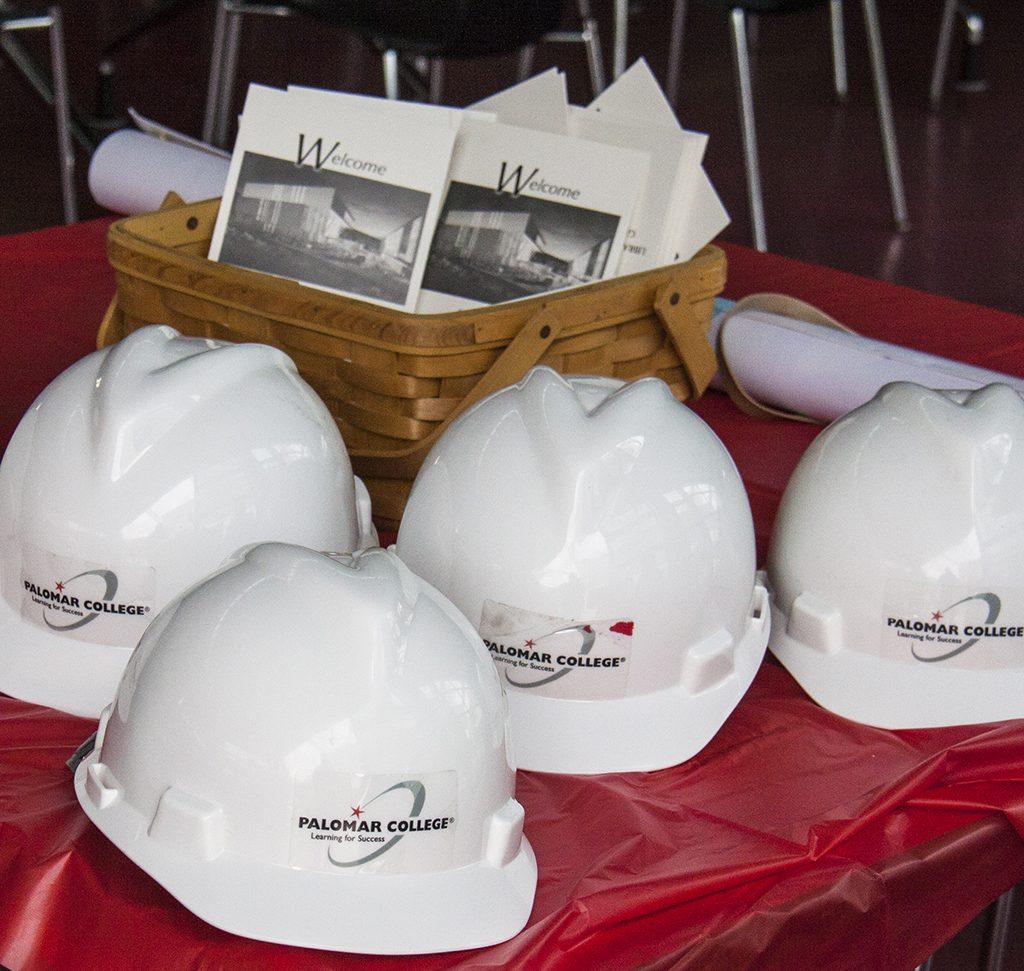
(504, 366, 684, 465)
(959, 381, 1024, 413)
(857, 381, 1024, 446)
(89, 326, 312, 479)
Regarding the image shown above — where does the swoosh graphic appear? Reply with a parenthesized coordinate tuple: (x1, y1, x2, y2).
(912, 592, 1001, 662)
(506, 624, 597, 689)
(328, 780, 426, 868)
(43, 569, 118, 632)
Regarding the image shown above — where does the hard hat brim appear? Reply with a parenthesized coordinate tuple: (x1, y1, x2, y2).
(0, 592, 130, 718)
(770, 595, 1024, 729)
(508, 585, 771, 774)
(74, 751, 538, 954)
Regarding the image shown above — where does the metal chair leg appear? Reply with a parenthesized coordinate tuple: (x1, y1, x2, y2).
(517, 44, 536, 82)
(728, 8, 767, 252)
(382, 49, 400, 99)
(829, 0, 848, 101)
(666, 0, 687, 108)
(203, 0, 229, 143)
(212, 3, 242, 147)
(861, 0, 909, 231)
(428, 58, 444, 104)
(577, 0, 606, 95)
(929, 0, 958, 108)
(47, 5, 76, 224)
(984, 886, 1017, 971)
(613, 0, 628, 79)
(0, 9, 79, 222)
(956, 5, 986, 92)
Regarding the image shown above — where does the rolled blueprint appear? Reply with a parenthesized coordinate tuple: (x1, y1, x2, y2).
(710, 301, 1024, 423)
(89, 130, 230, 215)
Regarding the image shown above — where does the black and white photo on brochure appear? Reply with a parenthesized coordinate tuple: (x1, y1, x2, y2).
(422, 180, 621, 305)
(218, 151, 431, 305)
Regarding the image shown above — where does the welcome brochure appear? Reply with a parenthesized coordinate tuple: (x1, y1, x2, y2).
(209, 84, 457, 311)
(418, 119, 649, 313)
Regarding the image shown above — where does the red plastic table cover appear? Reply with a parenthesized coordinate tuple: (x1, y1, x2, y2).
(2, 223, 1024, 970)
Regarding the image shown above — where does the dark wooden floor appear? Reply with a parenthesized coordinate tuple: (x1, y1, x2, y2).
(1, 2, 1023, 967)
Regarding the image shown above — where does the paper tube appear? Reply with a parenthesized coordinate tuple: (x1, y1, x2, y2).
(710, 305, 1024, 423)
(88, 130, 230, 215)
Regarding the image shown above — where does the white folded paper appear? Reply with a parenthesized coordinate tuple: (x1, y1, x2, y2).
(209, 84, 458, 311)
(88, 129, 230, 215)
(417, 118, 648, 312)
(470, 68, 569, 134)
(589, 59, 729, 262)
(568, 105, 706, 273)
(710, 305, 1024, 422)
(286, 84, 485, 131)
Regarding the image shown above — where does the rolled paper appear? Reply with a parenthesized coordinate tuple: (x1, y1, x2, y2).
(710, 305, 1024, 422)
(88, 130, 230, 215)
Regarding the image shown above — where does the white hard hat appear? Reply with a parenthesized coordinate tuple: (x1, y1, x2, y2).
(75, 543, 536, 954)
(0, 326, 376, 717)
(396, 367, 770, 774)
(769, 382, 1024, 729)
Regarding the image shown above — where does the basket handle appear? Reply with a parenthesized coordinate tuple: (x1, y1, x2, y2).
(653, 282, 718, 399)
(352, 300, 576, 480)
(95, 295, 124, 349)
(445, 302, 571, 422)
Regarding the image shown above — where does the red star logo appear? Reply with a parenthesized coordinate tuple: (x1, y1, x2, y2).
(350, 805, 363, 818)
(55, 581, 65, 592)
(931, 611, 943, 621)
(524, 639, 536, 648)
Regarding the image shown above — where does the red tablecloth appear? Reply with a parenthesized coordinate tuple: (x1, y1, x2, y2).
(3, 224, 1024, 970)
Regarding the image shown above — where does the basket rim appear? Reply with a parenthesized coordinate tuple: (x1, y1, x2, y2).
(107, 197, 727, 351)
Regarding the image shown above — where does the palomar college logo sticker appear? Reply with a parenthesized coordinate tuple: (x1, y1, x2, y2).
(290, 770, 458, 874)
(479, 600, 634, 700)
(883, 582, 1023, 667)
(16, 546, 155, 647)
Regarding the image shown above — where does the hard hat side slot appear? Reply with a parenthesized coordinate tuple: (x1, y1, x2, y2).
(85, 761, 120, 810)
(680, 629, 735, 695)
(787, 593, 844, 656)
(483, 799, 525, 869)
(147, 786, 225, 862)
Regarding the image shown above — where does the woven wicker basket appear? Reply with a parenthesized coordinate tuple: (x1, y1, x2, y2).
(98, 195, 727, 525)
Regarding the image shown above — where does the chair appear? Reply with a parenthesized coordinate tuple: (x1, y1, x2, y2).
(664, 0, 908, 252)
(203, 0, 604, 148)
(0, 3, 76, 222)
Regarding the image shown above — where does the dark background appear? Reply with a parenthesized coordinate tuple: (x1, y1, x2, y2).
(1, 1, 1022, 314)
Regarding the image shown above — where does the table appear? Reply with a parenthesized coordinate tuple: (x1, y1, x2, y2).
(2, 222, 1024, 970)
